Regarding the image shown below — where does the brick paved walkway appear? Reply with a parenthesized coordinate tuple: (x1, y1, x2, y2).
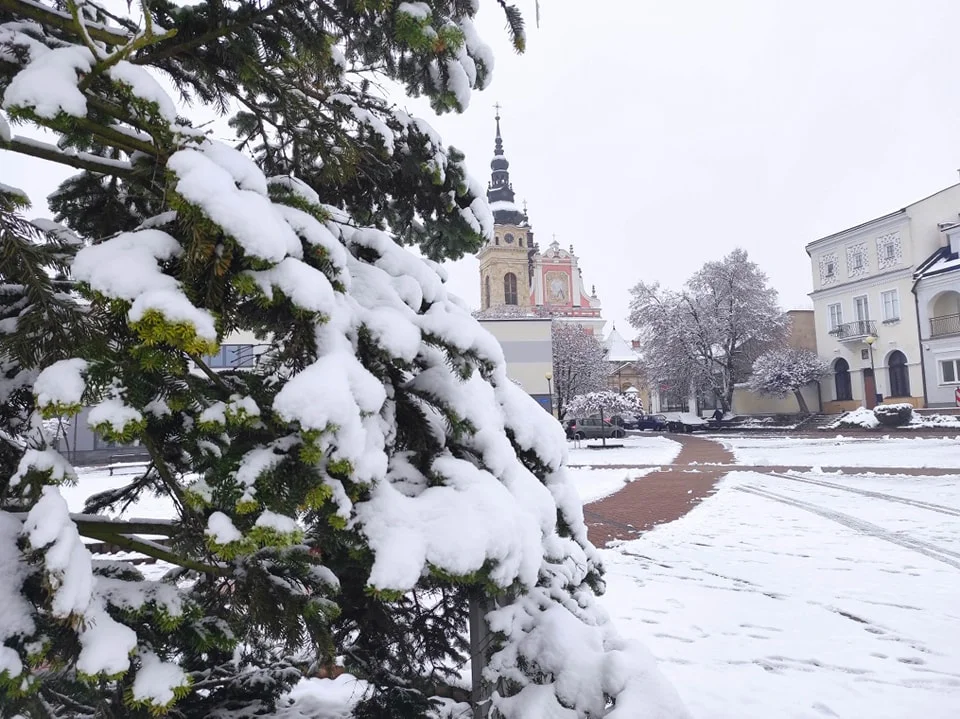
(580, 434, 959, 546)
(583, 435, 732, 546)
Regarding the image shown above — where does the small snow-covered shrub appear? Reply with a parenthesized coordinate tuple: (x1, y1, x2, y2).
(874, 403, 913, 427)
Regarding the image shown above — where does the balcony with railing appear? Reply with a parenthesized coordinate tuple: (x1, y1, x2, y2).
(829, 319, 877, 342)
(930, 313, 960, 338)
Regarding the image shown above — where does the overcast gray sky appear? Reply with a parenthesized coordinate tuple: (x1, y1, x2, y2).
(6, 0, 960, 338)
(410, 0, 960, 334)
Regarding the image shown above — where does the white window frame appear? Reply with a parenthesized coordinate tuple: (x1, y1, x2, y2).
(825, 261, 835, 277)
(853, 295, 870, 322)
(827, 302, 843, 331)
(881, 289, 900, 322)
(940, 358, 960, 385)
(852, 252, 864, 270)
(884, 242, 896, 260)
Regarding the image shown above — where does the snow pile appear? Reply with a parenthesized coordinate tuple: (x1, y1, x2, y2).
(909, 412, 960, 429)
(827, 407, 880, 429)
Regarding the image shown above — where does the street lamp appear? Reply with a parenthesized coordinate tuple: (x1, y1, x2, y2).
(544, 371, 553, 416)
(864, 335, 878, 408)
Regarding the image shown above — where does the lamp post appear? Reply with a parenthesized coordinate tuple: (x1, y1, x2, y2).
(544, 371, 553, 416)
(865, 334, 878, 407)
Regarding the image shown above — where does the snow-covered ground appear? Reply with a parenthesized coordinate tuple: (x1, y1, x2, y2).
(602, 469, 960, 719)
(568, 467, 658, 504)
(566, 435, 682, 467)
(61, 462, 173, 519)
(721, 435, 960, 468)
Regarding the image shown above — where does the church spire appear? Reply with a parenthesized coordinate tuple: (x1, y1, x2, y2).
(487, 106, 526, 226)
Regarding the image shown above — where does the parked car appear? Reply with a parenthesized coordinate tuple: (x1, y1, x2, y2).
(632, 413, 669, 431)
(660, 412, 708, 433)
(565, 417, 626, 440)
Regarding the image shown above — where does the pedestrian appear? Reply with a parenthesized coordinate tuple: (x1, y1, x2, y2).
(712, 407, 724, 423)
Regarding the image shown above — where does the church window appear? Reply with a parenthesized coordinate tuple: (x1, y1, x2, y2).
(519, 236, 524, 247)
(504, 273, 518, 305)
(495, 235, 500, 245)
(484, 276, 491, 309)
(504, 233, 514, 244)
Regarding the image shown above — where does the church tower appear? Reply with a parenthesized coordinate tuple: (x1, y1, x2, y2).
(477, 111, 535, 310)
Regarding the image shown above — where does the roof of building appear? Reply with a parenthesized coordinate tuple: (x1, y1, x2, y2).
(806, 182, 960, 253)
(914, 243, 960, 281)
(604, 325, 639, 363)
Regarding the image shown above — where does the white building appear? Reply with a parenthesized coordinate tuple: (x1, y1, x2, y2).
(914, 223, 960, 407)
(806, 183, 960, 411)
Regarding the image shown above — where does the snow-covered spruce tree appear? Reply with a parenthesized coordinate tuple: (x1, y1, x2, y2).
(566, 391, 642, 447)
(629, 248, 786, 414)
(0, 2, 687, 718)
(552, 322, 608, 419)
(747, 347, 829, 415)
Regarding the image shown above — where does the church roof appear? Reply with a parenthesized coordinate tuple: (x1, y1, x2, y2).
(604, 325, 639, 363)
(486, 111, 527, 226)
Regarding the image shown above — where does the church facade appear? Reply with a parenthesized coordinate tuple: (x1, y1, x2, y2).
(474, 113, 605, 335)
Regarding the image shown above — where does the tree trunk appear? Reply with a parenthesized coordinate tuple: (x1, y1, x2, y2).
(600, 406, 606, 447)
(793, 388, 810, 415)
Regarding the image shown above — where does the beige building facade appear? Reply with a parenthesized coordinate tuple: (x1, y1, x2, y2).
(806, 184, 960, 412)
(477, 318, 554, 412)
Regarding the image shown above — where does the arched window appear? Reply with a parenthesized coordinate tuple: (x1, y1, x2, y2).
(484, 275, 491, 309)
(503, 273, 518, 305)
(888, 350, 910, 397)
(834, 358, 852, 401)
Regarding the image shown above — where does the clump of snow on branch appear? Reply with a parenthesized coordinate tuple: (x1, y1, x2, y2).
(33, 358, 88, 409)
(72, 229, 218, 342)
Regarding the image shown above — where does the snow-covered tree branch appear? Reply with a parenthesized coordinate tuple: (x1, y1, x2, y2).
(748, 347, 829, 414)
(552, 322, 608, 418)
(629, 248, 787, 413)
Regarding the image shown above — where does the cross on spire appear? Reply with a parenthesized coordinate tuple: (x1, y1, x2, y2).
(493, 101, 502, 119)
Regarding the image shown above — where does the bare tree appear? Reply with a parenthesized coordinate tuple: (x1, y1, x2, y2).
(748, 348, 829, 414)
(552, 322, 608, 419)
(566, 391, 642, 446)
(629, 249, 786, 413)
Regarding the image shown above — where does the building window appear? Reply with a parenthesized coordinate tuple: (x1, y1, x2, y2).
(495, 235, 500, 245)
(854, 295, 869, 321)
(484, 276, 491, 309)
(881, 289, 900, 322)
(887, 350, 910, 397)
(852, 252, 863, 270)
(825, 261, 835, 277)
(503, 273, 518, 305)
(941, 358, 960, 384)
(202, 344, 256, 369)
(884, 243, 896, 260)
(834, 358, 852, 401)
(828, 303, 843, 331)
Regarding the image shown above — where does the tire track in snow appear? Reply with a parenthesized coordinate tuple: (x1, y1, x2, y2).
(762, 472, 960, 517)
(735, 485, 960, 571)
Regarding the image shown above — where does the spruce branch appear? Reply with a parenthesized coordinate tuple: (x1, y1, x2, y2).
(0, 0, 131, 45)
(1, 135, 135, 178)
(78, 525, 226, 575)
